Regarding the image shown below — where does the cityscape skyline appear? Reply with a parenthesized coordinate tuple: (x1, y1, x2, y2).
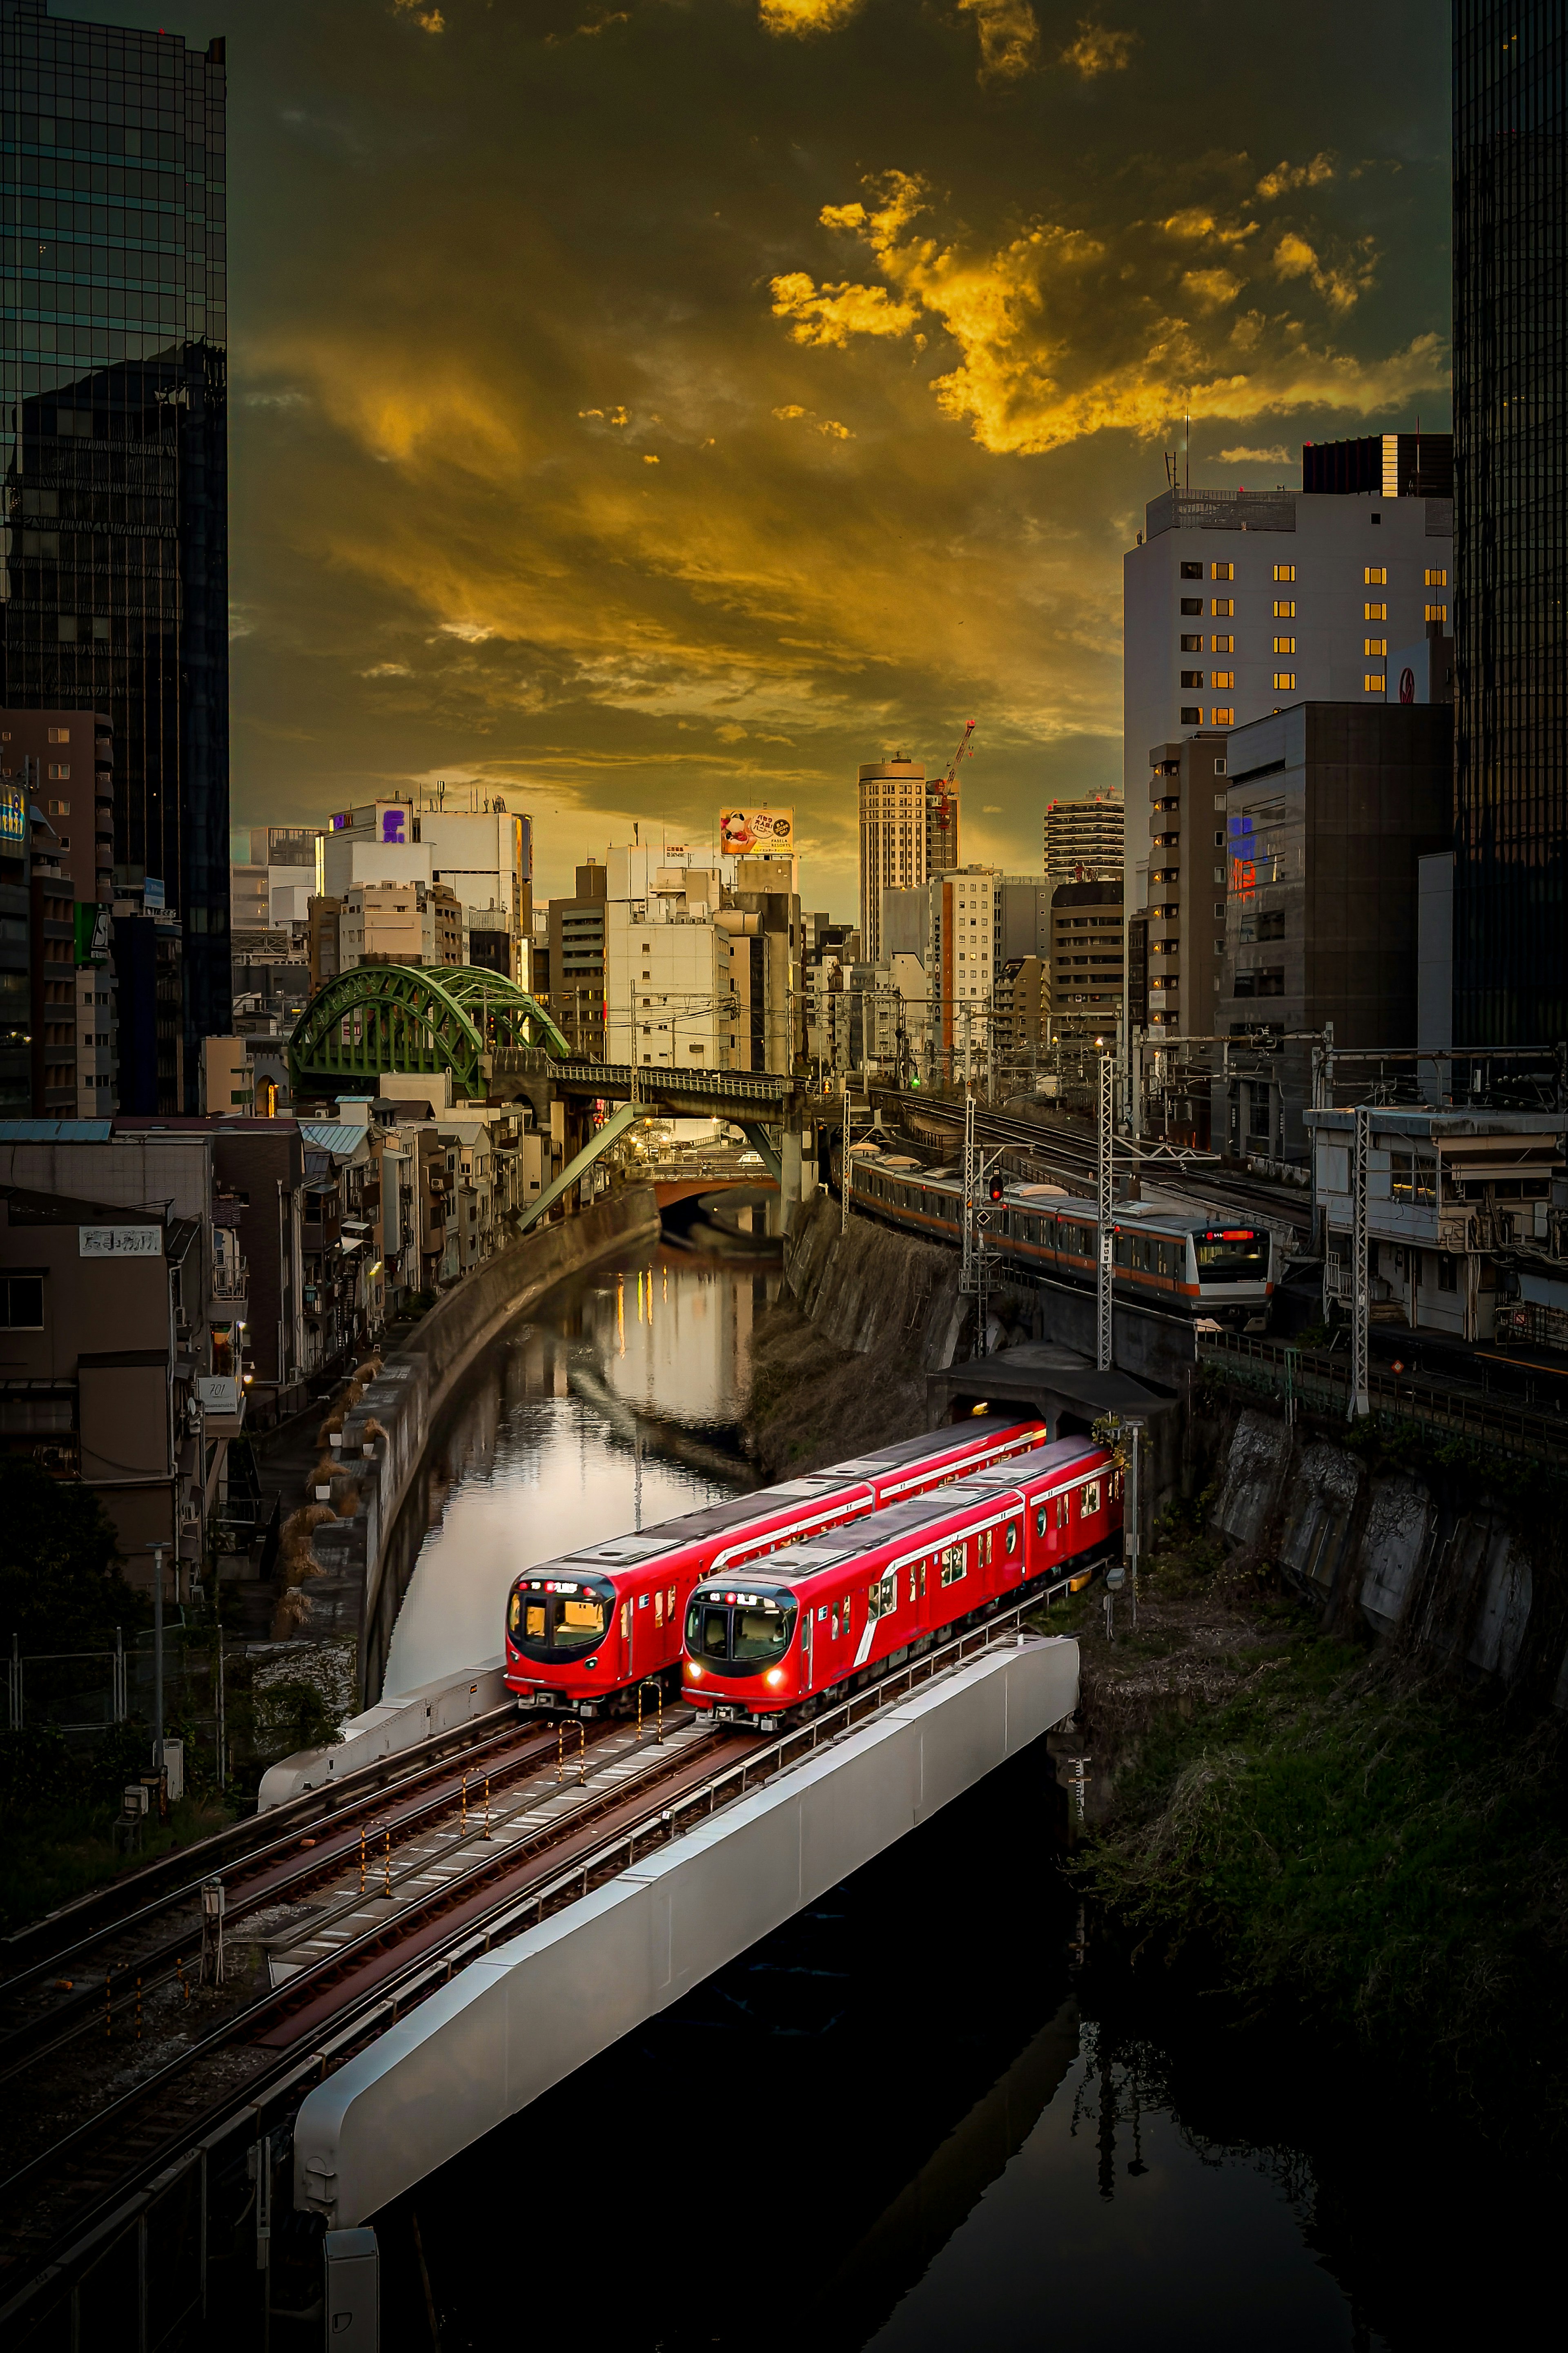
(51, 0, 1453, 912)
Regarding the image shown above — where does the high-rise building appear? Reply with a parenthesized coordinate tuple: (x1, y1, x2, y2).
(548, 861, 608, 1057)
(858, 758, 925, 963)
(1044, 793, 1123, 889)
(1049, 882, 1124, 1053)
(1123, 442, 1452, 923)
(925, 762, 959, 880)
(1452, 2, 1568, 1046)
(0, 2, 230, 1105)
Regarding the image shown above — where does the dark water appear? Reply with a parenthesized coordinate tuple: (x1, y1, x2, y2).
(373, 1248, 1546, 2353)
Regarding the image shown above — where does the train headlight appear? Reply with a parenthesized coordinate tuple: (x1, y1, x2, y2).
(765, 1668, 785, 1687)
(686, 1661, 702, 1679)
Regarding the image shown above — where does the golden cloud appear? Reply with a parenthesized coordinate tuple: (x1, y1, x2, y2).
(771, 171, 1441, 455)
(757, 0, 862, 30)
(1060, 19, 1138, 76)
(390, 0, 444, 30)
(1218, 444, 1291, 464)
(957, 0, 1041, 85)
(1256, 152, 1336, 199)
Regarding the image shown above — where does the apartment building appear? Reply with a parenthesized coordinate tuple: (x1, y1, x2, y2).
(929, 866, 1000, 1075)
(607, 879, 733, 1071)
(339, 879, 466, 970)
(1141, 727, 1232, 1043)
(1123, 433, 1453, 920)
(321, 800, 532, 984)
(1044, 794, 1123, 889)
(547, 863, 609, 1057)
(1049, 882, 1125, 1050)
(858, 758, 926, 964)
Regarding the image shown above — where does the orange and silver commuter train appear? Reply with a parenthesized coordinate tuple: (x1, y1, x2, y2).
(503, 1417, 1047, 1717)
(682, 1436, 1121, 1730)
(844, 1148, 1276, 1329)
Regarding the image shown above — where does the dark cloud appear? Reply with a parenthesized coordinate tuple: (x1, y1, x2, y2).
(79, 0, 1450, 906)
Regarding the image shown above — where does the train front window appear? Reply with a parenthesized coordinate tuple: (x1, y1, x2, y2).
(685, 1596, 798, 1676)
(509, 1577, 615, 1661)
(1195, 1230, 1267, 1282)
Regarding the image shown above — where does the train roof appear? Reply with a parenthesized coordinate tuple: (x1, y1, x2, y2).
(698, 1484, 1016, 1590)
(939, 1437, 1103, 1492)
(851, 1151, 1267, 1238)
(828, 1413, 1035, 1481)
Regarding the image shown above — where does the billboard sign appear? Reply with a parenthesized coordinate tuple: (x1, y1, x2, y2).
(719, 807, 794, 855)
(79, 1224, 163, 1258)
(0, 783, 24, 847)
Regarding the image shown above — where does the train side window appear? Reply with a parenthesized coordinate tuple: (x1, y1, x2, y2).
(920, 1559, 928, 1596)
(527, 1603, 546, 1640)
(908, 1565, 918, 1603)
(940, 1543, 967, 1588)
(654, 1591, 664, 1626)
(1035, 1505, 1047, 1538)
(869, 1571, 898, 1620)
(620, 1601, 631, 1639)
(831, 1607, 840, 1638)
(1005, 1522, 1019, 1555)
(668, 1584, 677, 1615)
(1082, 1479, 1101, 1515)
(1056, 1495, 1070, 1530)
(979, 1527, 993, 1567)
(508, 1591, 522, 1636)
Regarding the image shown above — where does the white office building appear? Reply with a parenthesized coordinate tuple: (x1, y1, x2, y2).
(1123, 439, 1452, 919)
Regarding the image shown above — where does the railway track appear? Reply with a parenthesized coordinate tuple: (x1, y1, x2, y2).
(0, 1586, 1079, 2310)
(0, 1704, 743, 2288)
(0, 1708, 633, 2094)
(876, 1089, 1311, 1236)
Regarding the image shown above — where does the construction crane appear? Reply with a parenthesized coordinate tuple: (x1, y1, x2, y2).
(928, 719, 975, 873)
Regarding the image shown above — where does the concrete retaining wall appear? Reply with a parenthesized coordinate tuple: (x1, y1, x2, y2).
(1209, 1401, 1568, 1704)
(292, 1631, 1078, 2228)
(307, 1187, 660, 1705)
(256, 1655, 509, 1809)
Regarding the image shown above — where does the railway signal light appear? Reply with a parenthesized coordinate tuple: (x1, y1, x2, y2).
(988, 1173, 1005, 1203)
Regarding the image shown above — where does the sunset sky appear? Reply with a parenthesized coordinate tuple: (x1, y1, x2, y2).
(82, 0, 1451, 909)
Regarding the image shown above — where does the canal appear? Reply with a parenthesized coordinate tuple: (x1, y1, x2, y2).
(368, 1242, 1529, 2352)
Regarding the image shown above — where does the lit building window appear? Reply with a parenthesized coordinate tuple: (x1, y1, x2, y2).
(1272, 600, 1295, 618)
(1272, 671, 1296, 690)
(1364, 674, 1386, 694)
(1424, 568, 1448, 588)
(1425, 603, 1448, 624)
(1365, 566, 1388, 585)
(1211, 707, 1234, 726)
(1210, 634, 1234, 653)
(1365, 601, 1388, 620)
(1365, 637, 1388, 656)
(1211, 598, 1235, 617)
(1272, 635, 1295, 654)
(1273, 564, 1295, 582)
(1211, 561, 1234, 580)
(1212, 671, 1235, 689)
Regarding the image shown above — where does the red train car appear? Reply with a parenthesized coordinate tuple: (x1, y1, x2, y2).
(503, 1416, 1047, 1716)
(681, 1436, 1121, 1729)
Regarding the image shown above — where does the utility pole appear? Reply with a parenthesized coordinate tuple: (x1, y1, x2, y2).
(1349, 1102, 1370, 1418)
(151, 1544, 165, 1771)
(1096, 1050, 1114, 1373)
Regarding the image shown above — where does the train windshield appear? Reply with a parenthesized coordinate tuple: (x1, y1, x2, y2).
(1195, 1229, 1268, 1282)
(507, 1575, 617, 1662)
(684, 1595, 797, 1678)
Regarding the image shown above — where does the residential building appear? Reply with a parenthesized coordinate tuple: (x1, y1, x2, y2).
(232, 826, 322, 932)
(858, 758, 925, 964)
(1307, 1104, 1565, 1344)
(1049, 882, 1124, 1052)
(209, 1118, 307, 1423)
(0, 770, 30, 1112)
(338, 879, 465, 970)
(929, 866, 1000, 1079)
(28, 805, 76, 1115)
(1214, 702, 1452, 1171)
(0, 1122, 239, 1595)
(607, 877, 732, 1072)
(994, 955, 1047, 1075)
(1044, 793, 1124, 889)
(0, 8, 230, 1103)
(202, 1035, 254, 1116)
(1123, 439, 1453, 928)
(1453, 3, 1568, 1046)
(308, 895, 343, 992)
(1141, 727, 1231, 1044)
(548, 862, 609, 1057)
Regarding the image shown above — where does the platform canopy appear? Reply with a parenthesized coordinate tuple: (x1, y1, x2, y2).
(287, 964, 571, 1101)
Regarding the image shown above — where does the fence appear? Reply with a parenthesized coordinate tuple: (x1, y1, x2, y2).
(5, 1624, 216, 1745)
(1196, 1328, 1568, 1471)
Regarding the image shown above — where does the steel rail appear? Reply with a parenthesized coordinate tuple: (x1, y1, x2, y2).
(0, 1565, 1089, 2298)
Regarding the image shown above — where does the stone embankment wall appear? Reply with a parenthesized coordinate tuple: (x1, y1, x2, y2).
(298, 1187, 661, 1706)
(1203, 1398, 1568, 1706)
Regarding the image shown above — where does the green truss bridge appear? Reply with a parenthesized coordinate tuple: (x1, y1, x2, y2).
(287, 965, 812, 1228)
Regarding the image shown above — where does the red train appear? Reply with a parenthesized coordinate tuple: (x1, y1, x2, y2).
(682, 1436, 1121, 1729)
(503, 1416, 1047, 1716)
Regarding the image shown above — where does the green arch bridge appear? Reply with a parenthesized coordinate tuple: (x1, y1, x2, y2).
(287, 964, 571, 1102)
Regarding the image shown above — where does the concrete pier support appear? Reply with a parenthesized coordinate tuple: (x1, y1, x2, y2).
(781, 1126, 803, 1227)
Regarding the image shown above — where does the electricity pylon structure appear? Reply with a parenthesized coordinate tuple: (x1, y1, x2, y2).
(960, 1091, 1006, 1356)
(1096, 1050, 1115, 1372)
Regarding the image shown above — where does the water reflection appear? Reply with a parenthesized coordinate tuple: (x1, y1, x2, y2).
(377, 1246, 773, 1701)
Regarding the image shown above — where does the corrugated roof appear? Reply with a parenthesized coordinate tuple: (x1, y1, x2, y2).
(0, 1120, 114, 1142)
(300, 1122, 372, 1158)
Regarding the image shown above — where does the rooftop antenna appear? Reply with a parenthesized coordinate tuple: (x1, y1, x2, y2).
(1185, 401, 1190, 491)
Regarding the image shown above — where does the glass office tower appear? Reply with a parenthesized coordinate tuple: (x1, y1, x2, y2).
(1, 0, 229, 1102)
(1452, 1, 1568, 1047)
